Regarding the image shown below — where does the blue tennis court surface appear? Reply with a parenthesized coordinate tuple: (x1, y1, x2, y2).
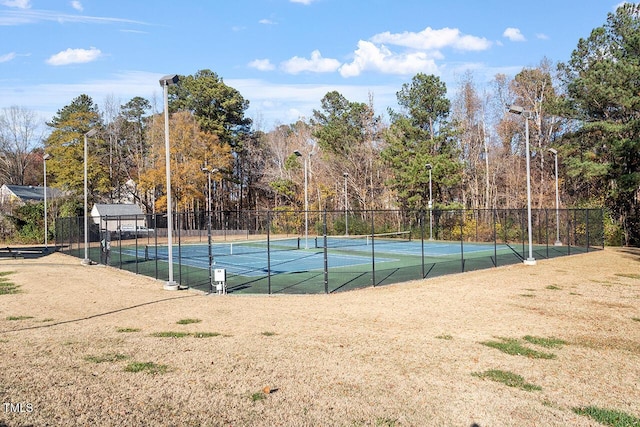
(125, 237, 506, 278)
(59, 207, 604, 294)
(127, 244, 396, 277)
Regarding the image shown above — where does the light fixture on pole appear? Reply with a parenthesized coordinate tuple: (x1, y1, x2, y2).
(425, 163, 433, 240)
(343, 172, 349, 236)
(43, 153, 52, 251)
(293, 150, 309, 249)
(508, 104, 536, 265)
(202, 166, 219, 293)
(82, 128, 98, 266)
(160, 74, 180, 290)
(548, 148, 562, 246)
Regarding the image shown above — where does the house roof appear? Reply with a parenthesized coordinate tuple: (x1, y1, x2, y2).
(2, 184, 63, 202)
(92, 203, 144, 217)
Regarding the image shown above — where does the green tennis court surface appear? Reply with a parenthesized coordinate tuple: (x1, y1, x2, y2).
(98, 235, 590, 294)
(57, 207, 604, 294)
(66, 237, 595, 294)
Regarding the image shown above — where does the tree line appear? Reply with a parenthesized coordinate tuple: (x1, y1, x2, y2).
(2, 4, 639, 245)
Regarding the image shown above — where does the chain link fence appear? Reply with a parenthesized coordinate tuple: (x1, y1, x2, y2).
(55, 208, 604, 294)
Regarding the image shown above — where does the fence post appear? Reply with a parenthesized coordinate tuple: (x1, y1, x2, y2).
(371, 210, 376, 287)
(420, 210, 425, 278)
(586, 208, 590, 252)
(117, 215, 122, 269)
(503, 210, 508, 244)
(545, 209, 549, 259)
(101, 217, 107, 265)
(134, 215, 139, 274)
(521, 208, 526, 259)
(177, 212, 182, 286)
(493, 209, 497, 267)
(567, 211, 572, 255)
(267, 210, 271, 295)
(154, 213, 159, 280)
(57, 218, 62, 252)
(460, 210, 465, 273)
(323, 209, 328, 294)
(601, 209, 605, 249)
(537, 209, 542, 246)
(475, 210, 478, 242)
(575, 209, 580, 248)
(75, 216, 80, 253)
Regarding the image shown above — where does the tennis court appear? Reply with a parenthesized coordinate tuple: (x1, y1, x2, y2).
(57, 208, 604, 294)
(128, 237, 399, 277)
(116, 233, 527, 294)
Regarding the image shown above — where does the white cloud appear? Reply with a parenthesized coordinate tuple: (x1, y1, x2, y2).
(0, 70, 165, 127)
(2, 71, 394, 131)
(46, 47, 102, 66)
(227, 78, 399, 128)
(334, 26, 490, 78)
(120, 29, 147, 34)
(339, 40, 438, 78)
(536, 33, 549, 40)
(371, 27, 491, 52)
(503, 27, 526, 42)
(1, 0, 30, 8)
(0, 9, 148, 26)
(281, 50, 341, 74)
(248, 58, 275, 71)
(290, 0, 316, 4)
(0, 52, 16, 62)
(259, 18, 276, 25)
(70, 1, 83, 11)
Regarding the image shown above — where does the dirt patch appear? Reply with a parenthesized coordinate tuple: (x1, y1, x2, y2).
(1, 248, 639, 426)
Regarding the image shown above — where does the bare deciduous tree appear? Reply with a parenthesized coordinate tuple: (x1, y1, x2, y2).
(0, 106, 45, 185)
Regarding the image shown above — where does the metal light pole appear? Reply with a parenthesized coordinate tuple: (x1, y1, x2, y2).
(508, 105, 536, 265)
(202, 166, 219, 292)
(426, 163, 433, 240)
(548, 148, 562, 246)
(343, 172, 349, 236)
(43, 153, 52, 250)
(82, 128, 98, 265)
(160, 74, 180, 290)
(294, 150, 308, 249)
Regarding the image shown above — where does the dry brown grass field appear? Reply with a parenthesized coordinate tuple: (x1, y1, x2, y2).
(0, 248, 639, 426)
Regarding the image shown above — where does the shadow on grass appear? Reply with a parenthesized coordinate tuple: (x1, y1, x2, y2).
(0, 246, 57, 260)
(0, 294, 198, 334)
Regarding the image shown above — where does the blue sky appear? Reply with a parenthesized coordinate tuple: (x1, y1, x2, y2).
(0, 0, 630, 132)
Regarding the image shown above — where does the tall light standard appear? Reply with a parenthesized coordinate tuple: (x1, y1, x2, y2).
(82, 128, 98, 265)
(425, 163, 433, 240)
(160, 74, 180, 290)
(508, 105, 536, 265)
(343, 172, 349, 236)
(293, 150, 309, 249)
(202, 166, 219, 292)
(43, 153, 52, 251)
(548, 148, 562, 246)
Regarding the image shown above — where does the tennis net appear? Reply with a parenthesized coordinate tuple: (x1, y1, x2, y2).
(314, 231, 412, 249)
(144, 236, 301, 260)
